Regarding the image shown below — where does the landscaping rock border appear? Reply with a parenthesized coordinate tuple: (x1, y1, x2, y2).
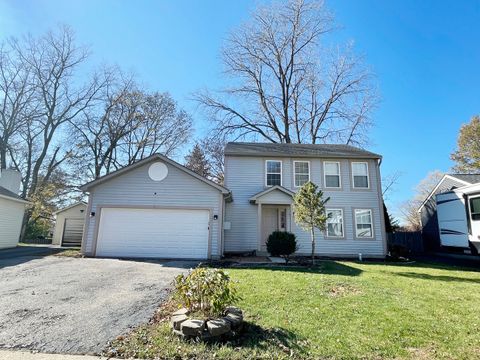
(171, 306, 244, 340)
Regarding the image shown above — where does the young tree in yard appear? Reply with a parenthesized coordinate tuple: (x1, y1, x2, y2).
(451, 115, 480, 173)
(293, 181, 329, 264)
(185, 143, 211, 178)
(196, 0, 378, 145)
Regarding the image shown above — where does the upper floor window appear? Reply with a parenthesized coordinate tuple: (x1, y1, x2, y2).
(324, 161, 341, 188)
(352, 162, 369, 188)
(355, 209, 373, 238)
(266, 160, 282, 186)
(326, 209, 344, 237)
(294, 161, 310, 187)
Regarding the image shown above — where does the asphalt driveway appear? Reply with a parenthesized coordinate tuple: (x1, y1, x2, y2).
(0, 248, 196, 355)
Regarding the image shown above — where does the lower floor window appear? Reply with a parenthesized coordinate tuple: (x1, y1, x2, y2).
(326, 209, 344, 237)
(355, 209, 373, 238)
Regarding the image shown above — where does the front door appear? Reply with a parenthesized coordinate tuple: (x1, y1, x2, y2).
(261, 206, 288, 252)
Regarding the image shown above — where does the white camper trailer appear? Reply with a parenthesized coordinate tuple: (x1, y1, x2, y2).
(436, 183, 480, 253)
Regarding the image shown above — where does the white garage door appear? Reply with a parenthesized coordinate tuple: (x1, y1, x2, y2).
(96, 208, 210, 259)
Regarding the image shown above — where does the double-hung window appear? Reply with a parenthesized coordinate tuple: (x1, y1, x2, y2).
(326, 209, 344, 237)
(352, 162, 369, 188)
(294, 161, 310, 187)
(324, 161, 341, 188)
(355, 209, 373, 238)
(266, 160, 282, 186)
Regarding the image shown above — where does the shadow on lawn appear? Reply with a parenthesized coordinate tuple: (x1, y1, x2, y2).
(215, 261, 363, 277)
(394, 271, 480, 284)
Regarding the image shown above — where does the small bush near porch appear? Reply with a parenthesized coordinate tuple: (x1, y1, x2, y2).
(107, 261, 480, 359)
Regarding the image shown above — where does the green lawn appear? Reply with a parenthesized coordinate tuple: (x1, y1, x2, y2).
(107, 261, 480, 359)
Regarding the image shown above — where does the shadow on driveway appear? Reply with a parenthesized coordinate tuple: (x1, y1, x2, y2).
(0, 246, 65, 269)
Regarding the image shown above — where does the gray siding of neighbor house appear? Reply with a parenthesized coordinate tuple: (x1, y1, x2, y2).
(83, 161, 223, 258)
(224, 156, 386, 257)
(420, 176, 468, 251)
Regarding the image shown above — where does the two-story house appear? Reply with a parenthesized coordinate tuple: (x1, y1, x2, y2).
(223, 143, 387, 258)
(79, 142, 386, 259)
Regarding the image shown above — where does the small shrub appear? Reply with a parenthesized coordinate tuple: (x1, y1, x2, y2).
(266, 231, 298, 264)
(174, 268, 239, 317)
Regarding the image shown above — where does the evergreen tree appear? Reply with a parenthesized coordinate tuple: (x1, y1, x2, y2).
(184, 143, 211, 178)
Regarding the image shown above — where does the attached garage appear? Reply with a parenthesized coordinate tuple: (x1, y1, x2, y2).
(52, 202, 87, 247)
(80, 154, 231, 260)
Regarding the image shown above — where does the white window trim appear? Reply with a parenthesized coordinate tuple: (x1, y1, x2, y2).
(323, 161, 341, 189)
(326, 208, 344, 238)
(354, 209, 374, 239)
(351, 161, 370, 189)
(265, 160, 282, 187)
(293, 160, 310, 187)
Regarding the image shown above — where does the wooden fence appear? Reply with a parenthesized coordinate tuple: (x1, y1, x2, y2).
(387, 231, 424, 254)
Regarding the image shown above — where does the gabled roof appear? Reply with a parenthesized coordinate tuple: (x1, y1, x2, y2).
(54, 201, 87, 215)
(225, 142, 382, 159)
(0, 186, 29, 204)
(80, 153, 231, 195)
(249, 185, 295, 204)
(417, 174, 480, 212)
(449, 174, 480, 184)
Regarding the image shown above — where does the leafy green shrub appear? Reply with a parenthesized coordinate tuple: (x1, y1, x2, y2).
(266, 231, 298, 263)
(174, 268, 239, 317)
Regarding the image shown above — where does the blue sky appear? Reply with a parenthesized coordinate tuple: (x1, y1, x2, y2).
(0, 0, 479, 220)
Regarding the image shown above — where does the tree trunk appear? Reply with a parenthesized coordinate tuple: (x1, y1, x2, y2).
(311, 228, 316, 266)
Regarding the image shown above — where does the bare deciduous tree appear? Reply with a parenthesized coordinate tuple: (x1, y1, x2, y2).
(71, 74, 193, 181)
(195, 0, 377, 145)
(199, 135, 226, 184)
(0, 40, 35, 169)
(400, 170, 444, 231)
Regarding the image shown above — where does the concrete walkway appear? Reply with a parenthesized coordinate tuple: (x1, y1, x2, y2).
(0, 350, 114, 359)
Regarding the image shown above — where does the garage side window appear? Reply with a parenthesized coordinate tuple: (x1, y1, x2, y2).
(266, 160, 282, 186)
(470, 197, 480, 221)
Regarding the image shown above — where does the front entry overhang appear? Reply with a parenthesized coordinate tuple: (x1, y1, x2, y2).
(249, 185, 294, 205)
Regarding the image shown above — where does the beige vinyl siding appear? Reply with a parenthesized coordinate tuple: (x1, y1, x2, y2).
(83, 162, 223, 258)
(224, 156, 385, 256)
(52, 203, 87, 245)
(0, 198, 25, 249)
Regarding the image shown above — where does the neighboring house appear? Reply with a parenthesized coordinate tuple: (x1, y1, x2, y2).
(223, 143, 387, 258)
(418, 174, 480, 251)
(52, 202, 87, 247)
(80, 142, 387, 259)
(0, 169, 29, 249)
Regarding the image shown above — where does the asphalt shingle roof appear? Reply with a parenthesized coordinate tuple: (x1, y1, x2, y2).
(0, 186, 24, 201)
(450, 174, 480, 184)
(224, 142, 382, 159)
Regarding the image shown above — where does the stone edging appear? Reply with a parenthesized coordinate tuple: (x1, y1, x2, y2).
(171, 306, 244, 340)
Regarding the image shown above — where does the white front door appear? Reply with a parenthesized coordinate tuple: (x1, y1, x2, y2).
(261, 206, 288, 252)
(96, 207, 210, 259)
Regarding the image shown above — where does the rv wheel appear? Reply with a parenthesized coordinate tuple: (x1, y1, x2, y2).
(469, 242, 479, 256)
